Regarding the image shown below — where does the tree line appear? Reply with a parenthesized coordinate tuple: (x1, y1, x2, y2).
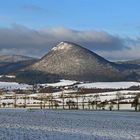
(0, 90, 139, 111)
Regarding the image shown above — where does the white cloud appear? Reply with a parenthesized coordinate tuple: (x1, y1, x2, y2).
(0, 25, 139, 61)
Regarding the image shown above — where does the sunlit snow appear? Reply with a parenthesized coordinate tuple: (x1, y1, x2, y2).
(0, 109, 139, 140)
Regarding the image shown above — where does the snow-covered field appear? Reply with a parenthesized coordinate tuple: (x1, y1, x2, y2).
(44, 79, 78, 87)
(0, 109, 139, 140)
(77, 82, 140, 89)
(0, 80, 140, 90)
(42, 80, 140, 89)
(0, 82, 32, 90)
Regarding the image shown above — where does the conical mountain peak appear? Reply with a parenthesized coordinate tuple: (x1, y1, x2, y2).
(29, 42, 124, 82)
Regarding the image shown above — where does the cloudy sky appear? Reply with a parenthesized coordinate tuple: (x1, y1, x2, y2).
(0, 0, 140, 61)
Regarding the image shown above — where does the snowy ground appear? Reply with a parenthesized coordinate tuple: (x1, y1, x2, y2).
(0, 80, 140, 90)
(42, 80, 140, 89)
(43, 79, 78, 87)
(0, 109, 139, 140)
(77, 82, 140, 89)
(0, 81, 32, 90)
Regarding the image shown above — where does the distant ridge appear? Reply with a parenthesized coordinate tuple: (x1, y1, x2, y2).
(0, 55, 37, 63)
(0, 55, 38, 75)
(117, 59, 140, 65)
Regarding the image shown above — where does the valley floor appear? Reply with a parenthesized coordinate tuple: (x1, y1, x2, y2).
(0, 109, 140, 140)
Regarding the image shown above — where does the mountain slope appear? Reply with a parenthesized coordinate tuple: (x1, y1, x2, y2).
(20, 41, 128, 82)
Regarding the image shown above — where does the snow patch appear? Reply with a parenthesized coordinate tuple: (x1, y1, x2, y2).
(51, 42, 72, 51)
(42, 79, 78, 87)
(0, 82, 32, 90)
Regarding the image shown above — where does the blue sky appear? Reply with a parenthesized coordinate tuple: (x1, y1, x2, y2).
(0, 0, 140, 60)
(0, 0, 139, 34)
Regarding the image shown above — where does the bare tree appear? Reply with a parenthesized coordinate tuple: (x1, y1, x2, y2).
(82, 95, 86, 110)
(59, 91, 65, 109)
(66, 100, 73, 109)
(88, 99, 91, 110)
(37, 93, 44, 109)
(108, 101, 113, 111)
(132, 94, 140, 111)
(54, 101, 59, 109)
(66, 95, 73, 109)
(80, 88, 86, 110)
(89, 95, 95, 110)
(49, 93, 54, 109)
(40, 98, 43, 109)
(75, 93, 80, 109)
(94, 94, 100, 110)
(46, 93, 51, 109)
(13, 92, 17, 108)
(23, 94, 27, 108)
(41, 93, 49, 109)
(87, 95, 94, 110)
(116, 91, 123, 111)
(90, 101, 95, 110)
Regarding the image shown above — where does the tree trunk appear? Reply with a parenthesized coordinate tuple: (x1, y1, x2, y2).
(14, 94, 17, 108)
(82, 98, 85, 110)
(76, 97, 79, 109)
(24, 95, 27, 108)
(135, 104, 138, 111)
(40, 101, 43, 109)
(95, 101, 97, 110)
(43, 101, 46, 108)
(49, 101, 51, 109)
(117, 102, 120, 111)
(92, 104, 94, 110)
(63, 98, 65, 109)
